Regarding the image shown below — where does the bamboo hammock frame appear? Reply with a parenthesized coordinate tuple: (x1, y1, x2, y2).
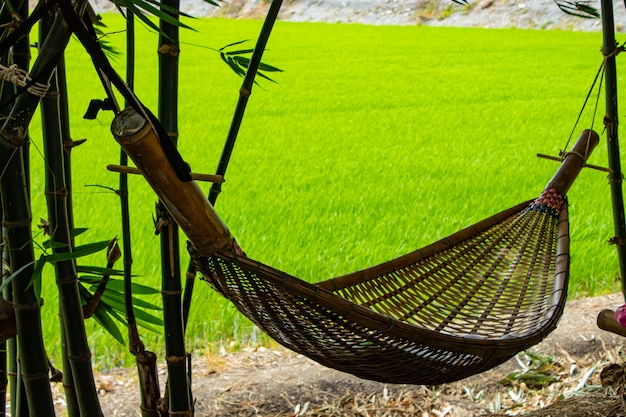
(112, 104, 599, 383)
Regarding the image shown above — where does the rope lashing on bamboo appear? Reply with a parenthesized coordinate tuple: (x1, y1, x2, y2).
(0, 63, 50, 97)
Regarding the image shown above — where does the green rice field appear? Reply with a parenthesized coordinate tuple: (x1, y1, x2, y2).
(25, 15, 625, 367)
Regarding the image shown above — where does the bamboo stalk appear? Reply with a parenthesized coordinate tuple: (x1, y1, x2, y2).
(1, 2, 55, 414)
(39, 15, 103, 413)
(601, 0, 626, 301)
(1, 149, 55, 416)
(0, 29, 15, 417)
(157, 0, 193, 413)
(207, 0, 284, 206)
(38, 12, 82, 416)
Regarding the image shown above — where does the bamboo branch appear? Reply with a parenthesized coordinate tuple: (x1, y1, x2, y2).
(107, 164, 224, 183)
(82, 239, 121, 319)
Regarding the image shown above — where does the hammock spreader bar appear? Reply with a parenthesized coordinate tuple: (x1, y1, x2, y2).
(110, 108, 597, 384)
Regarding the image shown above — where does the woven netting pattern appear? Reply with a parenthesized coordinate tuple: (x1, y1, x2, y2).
(192, 200, 569, 384)
(330, 206, 559, 339)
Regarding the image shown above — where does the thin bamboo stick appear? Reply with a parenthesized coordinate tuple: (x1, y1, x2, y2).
(107, 164, 224, 182)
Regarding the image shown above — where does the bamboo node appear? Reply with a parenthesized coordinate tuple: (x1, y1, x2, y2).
(168, 410, 193, 417)
(161, 289, 183, 296)
(165, 353, 189, 365)
(158, 44, 180, 57)
(609, 236, 624, 245)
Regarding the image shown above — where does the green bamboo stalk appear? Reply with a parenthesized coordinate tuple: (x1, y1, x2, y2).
(158, 0, 192, 413)
(39, 17, 103, 415)
(600, 0, 626, 300)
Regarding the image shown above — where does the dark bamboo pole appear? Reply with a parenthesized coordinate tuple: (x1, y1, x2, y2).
(601, 0, 626, 300)
(207, 0, 283, 207)
(1, 1, 55, 414)
(0, 38, 14, 417)
(1, 15, 30, 417)
(1, 151, 55, 417)
(39, 40, 104, 417)
(157, 0, 193, 413)
(122, 10, 162, 417)
(37, 12, 82, 416)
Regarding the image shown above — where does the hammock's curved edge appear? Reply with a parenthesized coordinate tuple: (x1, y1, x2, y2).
(197, 199, 570, 359)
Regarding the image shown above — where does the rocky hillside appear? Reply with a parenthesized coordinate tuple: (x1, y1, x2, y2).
(168, 0, 626, 31)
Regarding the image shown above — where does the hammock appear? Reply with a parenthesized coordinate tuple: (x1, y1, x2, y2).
(110, 109, 598, 385)
(190, 130, 599, 385)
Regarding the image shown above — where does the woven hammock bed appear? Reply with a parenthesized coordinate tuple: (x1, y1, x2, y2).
(189, 130, 600, 385)
(110, 108, 599, 385)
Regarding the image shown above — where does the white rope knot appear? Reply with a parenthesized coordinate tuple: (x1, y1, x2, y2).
(0, 63, 50, 97)
(0, 63, 28, 86)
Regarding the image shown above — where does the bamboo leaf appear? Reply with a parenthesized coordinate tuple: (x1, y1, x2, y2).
(200, 0, 222, 6)
(227, 56, 246, 77)
(100, 293, 163, 323)
(70, 228, 89, 238)
(118, 0, 162, 33)
(130, 306, 164, 326)
(257, 62, 283, 73)
(98, 278, 159, 295)
(111, 0, 194, 32)
(554, 0, 599, 18)
(219, 40, 282, 81)
(99, 288, 161, 311)
(233, 56, 251, 67)
(92, 303, 125, 344)
(76, 266, 125, 277)
(28, 255, 46, 291)
(225, 48, 255, 56)
(132, 0, 194, 30)
(256, 71, 279, 84)
(61, 240, 110, 258)
(140, 0, 195, 19)
(102, 291, 161, 314)
(42, 239, 69, 250)
(219, 39, 249, 51)
(55, 240, 111, 260)
(0, 260, 35, 292)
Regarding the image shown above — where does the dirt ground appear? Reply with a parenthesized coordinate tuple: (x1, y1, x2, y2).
(73, 292, 626, 416)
